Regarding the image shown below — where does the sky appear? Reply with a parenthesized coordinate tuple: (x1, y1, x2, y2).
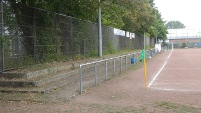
(154, 0, 201, 29)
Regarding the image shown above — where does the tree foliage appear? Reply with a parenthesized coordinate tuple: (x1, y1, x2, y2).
(100, 0, 167, 40)
(19, 0, 166, 38)
(166, 21, 186, 29)
(148, 9, 168, 41)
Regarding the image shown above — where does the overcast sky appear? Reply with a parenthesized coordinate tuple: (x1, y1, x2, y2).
(154, 0, 201, 29)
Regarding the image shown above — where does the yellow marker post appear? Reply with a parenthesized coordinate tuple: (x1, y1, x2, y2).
(141, 31, 148, 88)
(143, 58, 148, 88)
(140, 49, 148, 88)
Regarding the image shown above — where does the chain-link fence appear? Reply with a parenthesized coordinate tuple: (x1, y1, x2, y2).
(170, 41, 201, 49)
(0, 1, 155, 72)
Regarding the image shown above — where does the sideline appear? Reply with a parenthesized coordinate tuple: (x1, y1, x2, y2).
(148, 49, 173, 88)
(151, 87, 201, 92)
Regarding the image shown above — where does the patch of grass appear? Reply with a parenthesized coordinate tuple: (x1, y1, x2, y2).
(64, 109, 73, 113)
(116, 106, 146, 113)
(90, 103, 146, 113)
(106, 42, 116, 54)
(0, 92, 50, 102)
(155, 101, 198, 113)
(90, 103, 114, 112)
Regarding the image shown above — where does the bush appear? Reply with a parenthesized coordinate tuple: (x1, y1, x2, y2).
(181, 43, 186, 48)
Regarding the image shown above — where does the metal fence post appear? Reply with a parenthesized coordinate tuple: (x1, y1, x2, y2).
(33, 8, 36, 63)
(94, 63, 97, 85)
(113, 58, 115, 76)
(105, 60, 108, 80)
(120, 56, 122, 73)
(84, 39, 86, 55)
(0, 0, 4, 72)
(79, 65, 83, 94)
(16, 26, 20, 67)
(125, 56, 127, 70)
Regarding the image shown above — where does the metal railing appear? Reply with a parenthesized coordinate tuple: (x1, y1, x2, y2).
(79, 49, 159, 94)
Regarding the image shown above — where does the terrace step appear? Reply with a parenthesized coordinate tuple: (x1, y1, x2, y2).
(0, 75, 78, 93)
(0, 69, 79, 88)
(0, 61, 81, 93)
(0, 64, 78, 80)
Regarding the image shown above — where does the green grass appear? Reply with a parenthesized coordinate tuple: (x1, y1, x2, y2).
(87, 102, 199, 113)
(89, 103, 146, 113)
(155, 101, 198, 113)
(0, 92, 50, 102)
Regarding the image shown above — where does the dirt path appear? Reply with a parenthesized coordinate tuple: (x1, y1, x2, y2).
(1, 49, 201, 113)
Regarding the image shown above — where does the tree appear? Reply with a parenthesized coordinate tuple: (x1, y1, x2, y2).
(111, 0, 157, 35)
(148, 8, 167, 41)
(101, 0, 125, 28)
(166, 21, 186, 29)
(7, 0, 167, 36)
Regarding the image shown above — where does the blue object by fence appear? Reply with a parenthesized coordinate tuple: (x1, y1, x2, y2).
(130, 58, 136, 64)
(149, 50, 153, 57)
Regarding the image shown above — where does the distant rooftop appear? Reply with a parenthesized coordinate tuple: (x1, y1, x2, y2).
(167, 28, 201, 39)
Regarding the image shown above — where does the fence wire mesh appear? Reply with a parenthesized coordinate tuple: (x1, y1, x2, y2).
(0, 1, 156, 72)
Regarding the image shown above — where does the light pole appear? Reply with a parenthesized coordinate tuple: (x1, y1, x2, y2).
(98, 0, 102, 57)
(154, 7, 158, 44)
(197, 32, 201, 38)
(168, 29, 174, 49)
(186, 29, 188, 47)
(196, 32, 201, 47)
(183, 32, 188, 47)
(186, 29, 188, 46)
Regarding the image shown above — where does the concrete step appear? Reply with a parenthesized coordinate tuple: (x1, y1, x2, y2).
(0, 69, 79, 88)
(0, 64, 77, 80)
(0, 72, 79, 93)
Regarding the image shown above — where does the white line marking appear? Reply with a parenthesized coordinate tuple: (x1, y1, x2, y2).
(151, 87, 201, 92)
(165, 68, 201, 70)
(167, 50, 173, 59)
(148, 61, 167, 87)
(148, 50, 173, 88)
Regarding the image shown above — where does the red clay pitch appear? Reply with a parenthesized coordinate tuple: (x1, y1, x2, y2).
(149, 48, 201, 92)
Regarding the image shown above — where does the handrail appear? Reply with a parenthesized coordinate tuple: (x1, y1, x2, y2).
(79, 49, 159, 94)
